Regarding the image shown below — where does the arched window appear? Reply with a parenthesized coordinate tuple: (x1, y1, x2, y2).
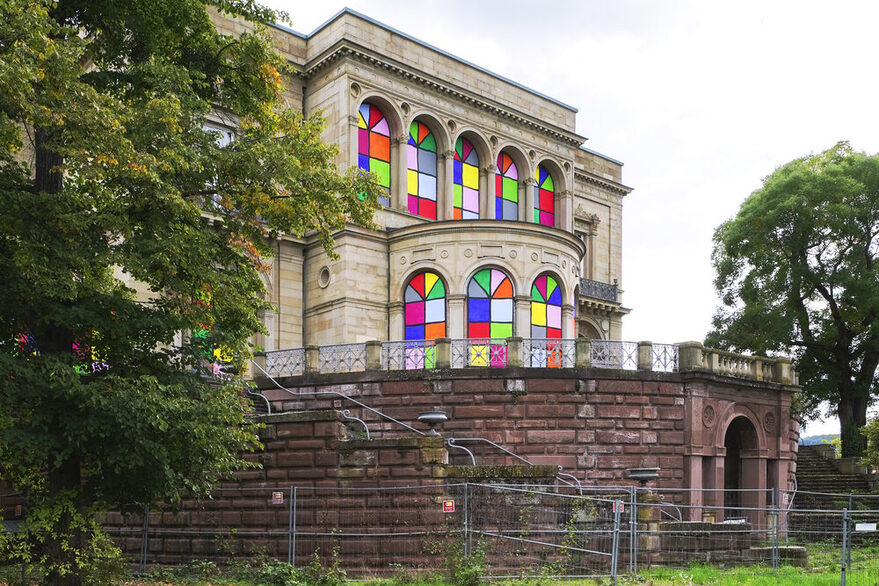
(495, 152, 518, 220)
(534, 164, 554, 226)
(404, 271, 446, 369)
(453, 137, 479, 219)
(467, 268, 513, 366)
(358, 102, 391, 207)
(530, 273, 564, 367)
(407, 121, 437, 219)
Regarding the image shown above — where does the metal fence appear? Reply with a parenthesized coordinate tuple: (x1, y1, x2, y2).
(7, 486, 879, 583)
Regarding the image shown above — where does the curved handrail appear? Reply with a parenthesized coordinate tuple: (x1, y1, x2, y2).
(251, 359, 425, 436)
(246, 387, 273, 414)
(341, 409, 370, 439)
(446, 438, 476, 465)
(658, 494, 683, 521)
(446, 437, 532, 465)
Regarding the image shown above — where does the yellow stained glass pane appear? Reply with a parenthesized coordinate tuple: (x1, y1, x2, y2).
(462, 164, 479, 189)
(531, 302, 547, 326)
(407, 169, 418, 195)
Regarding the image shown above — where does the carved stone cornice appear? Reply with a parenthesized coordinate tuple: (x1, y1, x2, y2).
(574, 205, 601, 228)
(574, 169, 633, 197)
(298, 42, 586, 147)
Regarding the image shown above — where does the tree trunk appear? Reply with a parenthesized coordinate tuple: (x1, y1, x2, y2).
(838, 394, 868, 458)
(45, 454, 83, 586)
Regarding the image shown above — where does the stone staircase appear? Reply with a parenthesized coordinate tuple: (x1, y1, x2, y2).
(792, 444, 873, 510)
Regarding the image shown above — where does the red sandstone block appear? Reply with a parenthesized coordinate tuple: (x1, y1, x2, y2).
(286, 439, 332, 450)
(642, 431, 658, 444)
(657, 407, 684, 420)
(526, 379, 574, 392)
(378, 450, 417, 466)
(525, 429, 576, 443)
(577, 430, 596, 443)
(596, 404, 640, 419)
(658, 383, 681, 395)
(588, 419, 615, 429)
(596, 430, 639, 444)
(453, 379, 504, 393)
(623, 445, 650, 454)
(382, 381, 431, 395)
(314, 421, 344, 438)
(222, 511, 242, 525)
(454, 405, 505, 418)
(277, 451, 314, 468)
(517, 419, 550, 429)
(659, 431, 684, 444)
(288, 468, 327, 480)
(598, 380, 643, 393)
(505, 404, 525, 417)
(315, 450, 338, 466)
(641, 406, 658, 419)
(277, 423, 315, 438)
(504, 430, 525, 444)
(599, 454, 641, 469)
(527, 404, 576, 418)
(165, 539, 191, 554)
(529, 455, 577, 469)
(590, 393, 617, 404)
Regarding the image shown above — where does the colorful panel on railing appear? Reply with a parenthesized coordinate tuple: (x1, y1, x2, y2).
(407, 121, 437, 219)
(530, 274, 563, 367)
(404, 272, 445, 368)
(494, 152, 518, 220)
(533, 164, 554, 226)
(467, 268, 513, 366)
(453, 137, 479, 219)
(358, 103, 391, 206)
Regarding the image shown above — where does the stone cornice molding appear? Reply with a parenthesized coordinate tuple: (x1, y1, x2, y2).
(299, 42, 586, 147)
(574, 169, 633, 197)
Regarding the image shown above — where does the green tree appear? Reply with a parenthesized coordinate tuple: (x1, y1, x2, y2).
(0, 0, 380, 583)
(708, 142, 879, 458)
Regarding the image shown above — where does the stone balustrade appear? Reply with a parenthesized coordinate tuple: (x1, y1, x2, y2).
(256, 339, 797, 385)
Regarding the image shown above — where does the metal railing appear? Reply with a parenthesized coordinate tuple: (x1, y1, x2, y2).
(590, 340, 638, 369)
(382, 339, 435, 370)
(317, 343, 366, 373)
(523, 338, 575, 368)
(450, 338, 508, 368)
(264, 347, 305, 377)
(579, 277, 618, 303)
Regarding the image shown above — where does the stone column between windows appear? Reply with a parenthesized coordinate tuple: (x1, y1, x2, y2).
(514, 294, 531, 339)
(388, 300, 404, 342)
(447, 294, 465, 338)
(393, 134, 407, 211)
(522, 176, 537, 223)
(480, 165, 496, 220)
(440, 150, 454, 221)
(557, 189, 572, 231)
(561, 303, 575, 339)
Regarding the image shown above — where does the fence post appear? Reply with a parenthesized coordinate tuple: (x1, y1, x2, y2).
(288, 486, 296, 567)
(841, 508, 849, 586)
(611, 500, 622, 585)
(847, 495, 853, 570)
(771, 488, 779, 570)
(463, 482, 470, 557)
(140, 504, 149, 574)
(629, 487, 636, 576)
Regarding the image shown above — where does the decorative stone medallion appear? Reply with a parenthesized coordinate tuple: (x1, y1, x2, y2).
(702, 405, 716, 428)
(763, 411, 777, 433)
(440, 249, 449, 259)
(464, 248, 473, 258)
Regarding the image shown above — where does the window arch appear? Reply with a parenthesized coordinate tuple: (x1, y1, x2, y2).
(453, 137, 479, 219)
(357, 102, 391, 207)
(407, 121, 438, 219)
(530, 273, 564, 367)
(534, 164, 554, 226)
(404, 271, 446, 369)
(467, 268, 513, 366)
(495, 151, 519, 220)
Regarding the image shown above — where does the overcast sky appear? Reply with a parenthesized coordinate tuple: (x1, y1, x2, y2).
(262, 1, 879, 435)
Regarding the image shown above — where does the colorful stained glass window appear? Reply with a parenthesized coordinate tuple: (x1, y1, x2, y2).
(358, 103, 391, 207)
(404, 272, 445, 369)
(453, 137, 479, 219)
(467, 268, 513, 366)
(407, 121, 437, 219)
(531, 274, 563, 339)
(495, 152, 519, 220)
(534, 164, 555, 226)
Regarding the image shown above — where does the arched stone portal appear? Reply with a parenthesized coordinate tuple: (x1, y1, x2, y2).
(723, 416, 759, 515)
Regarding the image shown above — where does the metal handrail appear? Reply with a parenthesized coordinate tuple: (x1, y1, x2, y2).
(251, 359, 425, 437)
(446, 437, 532, 465)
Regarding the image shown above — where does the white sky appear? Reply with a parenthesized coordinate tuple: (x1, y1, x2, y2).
(262, 1, 879, 436)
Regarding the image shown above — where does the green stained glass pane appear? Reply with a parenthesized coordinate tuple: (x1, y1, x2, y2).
(421, 132, 436, 152)
(490, 323, 513, 338)
(503, 177, 517, 201)
(409, 121, 418, 138)
(426, 279, 445, 299)
(455, 137, 463, 158)
(453, 184, 463, 207)
(531, 283, 542, 302)
(547, 277, 558, 295)
(371, 159, 390, 187)
(473, 269, 491, 296)
(534, 208, 540, 223)
(543, 173, 554, 191)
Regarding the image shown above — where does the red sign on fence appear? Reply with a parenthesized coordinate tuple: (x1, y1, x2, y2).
(613, 501, 624, 513)
(271, 491, 284, 505)
(442, 499, 455, 513)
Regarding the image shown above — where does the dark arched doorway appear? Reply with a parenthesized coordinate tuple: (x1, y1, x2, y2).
(723, 416, 759, 518)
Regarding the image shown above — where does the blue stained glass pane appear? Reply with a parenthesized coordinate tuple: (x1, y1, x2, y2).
(405, 285, 421, 303)
(405, 325, 425, 340)
(503, 199, 517, 220)
(418, 149, 437, 175)
(462, 210, 479, 220)
(469, 298, 490, 321)
(495, 197, 503, 220)
(453, 160, 463, 184)
(358, 154, 370, 172)
(548, 287, 562, 305)
(408, 135, 417, 147)
(468, 279, 488, 298)
(532, 325, 546, 338)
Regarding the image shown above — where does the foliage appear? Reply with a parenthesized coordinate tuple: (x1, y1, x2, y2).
(0, 0, 381, 582)
(708, 142, 879, 457)
(861, 417, 879, 471)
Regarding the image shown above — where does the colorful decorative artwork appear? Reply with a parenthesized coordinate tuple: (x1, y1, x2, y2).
(534, 164, 554, 226)
(404, 272, 445, 369)
(531, 274, 562, 339)
(467, 268, 513, 366)
(407, 121, 438, 219)
(453, 137, 479, 219)
(495, 152, 518, 220)
(358, 102, 391, 207)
